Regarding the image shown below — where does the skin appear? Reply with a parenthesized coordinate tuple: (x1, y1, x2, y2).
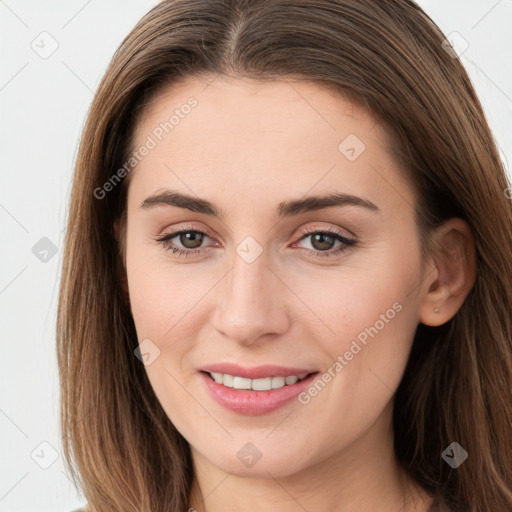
(118, 74, 476, 512)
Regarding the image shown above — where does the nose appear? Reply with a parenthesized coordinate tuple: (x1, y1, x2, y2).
(211, 248, 290, 346)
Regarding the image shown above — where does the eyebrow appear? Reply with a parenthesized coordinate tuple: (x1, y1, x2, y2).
(140, 190, 380, 218)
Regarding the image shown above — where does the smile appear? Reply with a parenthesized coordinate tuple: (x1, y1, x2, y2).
(199, 364, 321, 415)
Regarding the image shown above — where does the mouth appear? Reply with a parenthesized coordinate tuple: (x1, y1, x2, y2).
(198, 365, 321, 415)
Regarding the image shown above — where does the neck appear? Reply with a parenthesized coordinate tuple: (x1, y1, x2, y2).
(187, 402, 433, 512)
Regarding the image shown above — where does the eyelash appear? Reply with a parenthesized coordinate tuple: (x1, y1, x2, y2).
(155, 224, 357, 259)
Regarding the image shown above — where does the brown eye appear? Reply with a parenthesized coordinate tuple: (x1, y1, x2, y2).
(156, 228, 213, 256)
(177, 231, 205, 249)
(309, 233, 337, 251)
(294, 228, 357, 259)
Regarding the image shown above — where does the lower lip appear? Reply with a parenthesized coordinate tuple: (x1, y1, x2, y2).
(200, 371, 319, 416)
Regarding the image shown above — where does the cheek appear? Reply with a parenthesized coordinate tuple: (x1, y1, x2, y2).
(295, 241, 421, 388)
(125, 249, 202, 423)
(127, 264, 173, 341)
(283, 247, 421, 457)
(125, 226, 200, 340)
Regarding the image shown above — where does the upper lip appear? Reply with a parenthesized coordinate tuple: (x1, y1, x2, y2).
(200, 363, 318, 380)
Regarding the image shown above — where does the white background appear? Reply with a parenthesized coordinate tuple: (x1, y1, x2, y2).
(1, 1, 511, 510)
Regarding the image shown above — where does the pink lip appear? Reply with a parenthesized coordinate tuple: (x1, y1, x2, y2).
(199, 368, 319, 416)
(200, 362, 317, 380)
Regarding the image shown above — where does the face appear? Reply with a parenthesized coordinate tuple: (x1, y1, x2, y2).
(123, 74, 427, 478)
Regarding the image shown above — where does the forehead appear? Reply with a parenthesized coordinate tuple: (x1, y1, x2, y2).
(135, 74, 383, 144)
(128, 74, 413, 215)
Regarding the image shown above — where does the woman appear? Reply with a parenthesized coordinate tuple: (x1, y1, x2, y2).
(57, 1, 512, 511)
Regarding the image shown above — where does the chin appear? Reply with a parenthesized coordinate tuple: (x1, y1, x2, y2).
(199, 440, 313, 479)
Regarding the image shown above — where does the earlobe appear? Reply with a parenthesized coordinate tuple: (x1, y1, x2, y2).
(418, 218, 476, 327)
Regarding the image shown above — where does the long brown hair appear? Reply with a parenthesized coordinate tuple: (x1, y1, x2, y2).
(57, 1, 512, 510)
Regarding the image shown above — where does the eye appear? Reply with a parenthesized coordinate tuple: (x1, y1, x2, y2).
(293, 226, 357, 259)
(155, 225, 215, 257)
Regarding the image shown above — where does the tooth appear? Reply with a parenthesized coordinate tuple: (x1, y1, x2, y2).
(252, 377, 272, 391)
(271, 376, 285, 389)
(211, 372, 223, 384)
(212, 372, 308, 389)
(222, 374, 234, 387)
(233, 376, 252, 390)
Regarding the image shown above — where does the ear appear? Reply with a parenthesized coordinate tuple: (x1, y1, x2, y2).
(113, 218, 130, 309)
(418, 218, 476, 326)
